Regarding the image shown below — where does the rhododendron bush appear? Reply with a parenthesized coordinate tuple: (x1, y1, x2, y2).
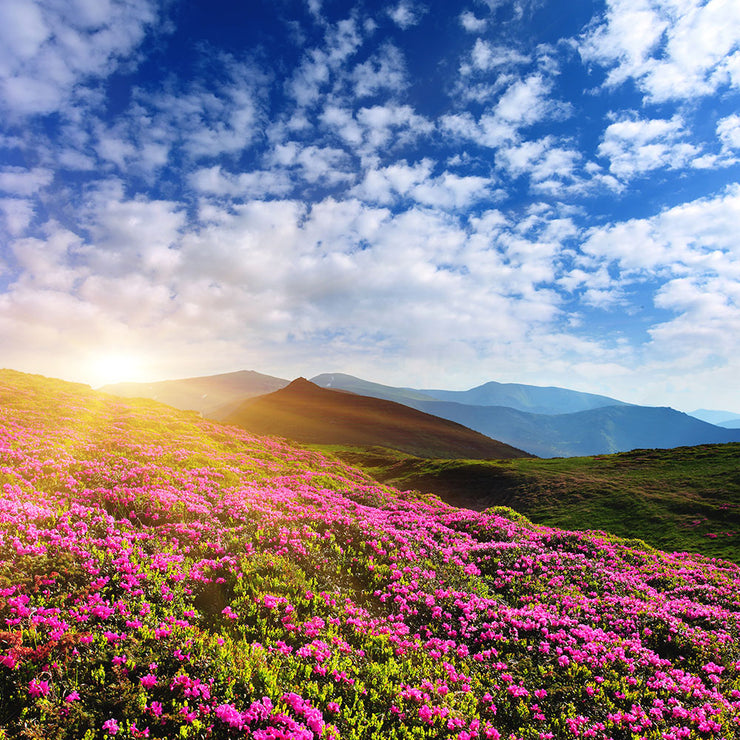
(0, 370, 739, 740)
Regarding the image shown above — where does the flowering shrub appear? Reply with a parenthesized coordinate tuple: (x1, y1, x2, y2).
(0, 369, 739, 739)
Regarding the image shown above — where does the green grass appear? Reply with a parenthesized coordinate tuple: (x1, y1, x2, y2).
(314, 443, 740, 563)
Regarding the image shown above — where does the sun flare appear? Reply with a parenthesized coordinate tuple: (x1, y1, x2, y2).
(89, 352, 147, 388)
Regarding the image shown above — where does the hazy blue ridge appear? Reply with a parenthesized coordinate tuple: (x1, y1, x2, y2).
(416, 381, 630, 414)
(688, 409, 740, 425)
(404, 401, 740, 458)
(310, 373, 627, 414)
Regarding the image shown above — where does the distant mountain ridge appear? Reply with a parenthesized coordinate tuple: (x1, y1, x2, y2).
(311, 372, 629, 414)
(689, 409, 740, 428)
(221, 378, 532, 460)
(311, 374, 740, 457)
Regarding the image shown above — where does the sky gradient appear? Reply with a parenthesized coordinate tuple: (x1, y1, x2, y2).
(1, 0, 739, 411)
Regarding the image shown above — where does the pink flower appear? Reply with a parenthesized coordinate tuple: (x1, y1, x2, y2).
(140, 673, 158, 689)
(28, 679, 50, 698)
(102, 718, 119, 735)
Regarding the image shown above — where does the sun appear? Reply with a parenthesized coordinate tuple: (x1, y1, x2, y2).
(89, 352, 147, 388)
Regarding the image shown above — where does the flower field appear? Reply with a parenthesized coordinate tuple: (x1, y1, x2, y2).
(0, 369, 739, 740)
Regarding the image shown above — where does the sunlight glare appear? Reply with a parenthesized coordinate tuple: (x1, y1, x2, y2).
(90, 352, 146, 388)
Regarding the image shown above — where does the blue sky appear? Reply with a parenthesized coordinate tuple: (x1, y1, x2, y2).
(1, 0, 739, 412)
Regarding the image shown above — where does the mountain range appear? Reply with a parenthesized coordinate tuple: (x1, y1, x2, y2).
(218, 377, 530, 460)
(101, 370, 740, 458)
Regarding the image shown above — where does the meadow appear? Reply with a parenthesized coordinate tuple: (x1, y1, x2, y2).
(1, 369, 739, 739)
(325, 446, 740, 564)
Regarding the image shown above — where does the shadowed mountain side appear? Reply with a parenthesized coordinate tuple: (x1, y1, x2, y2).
(222, 378, 533, 460)
(310, 373, 629, 414)
(100, 370, 289, 417)
(400, 400, 740, 458)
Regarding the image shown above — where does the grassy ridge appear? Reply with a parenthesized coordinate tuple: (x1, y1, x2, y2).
(321, 444, 740, 563)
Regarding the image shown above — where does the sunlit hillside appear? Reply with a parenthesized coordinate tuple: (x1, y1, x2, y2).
(1, 369, 739, 739)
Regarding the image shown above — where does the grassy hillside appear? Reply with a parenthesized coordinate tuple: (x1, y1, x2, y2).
(324, 444, 740, 563)
(1, 369, 739, 739)
(222, 378, 531, 460)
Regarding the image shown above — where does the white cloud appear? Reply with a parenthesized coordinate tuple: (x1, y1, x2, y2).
(287, 18, 363, 107)
(580, 0, 740, 102)
(0, 0, 160, 115)
(495, 74, 553, 124)
(154, 70, 263, 160)
(0, 167, 53, 196)
(352, 159, 493, 209)
(0, 198, 34, 235)
(443, 73, 567, 150)
(320, 105, 365, 145)
(355, 104, 434, 150)
(387, 2, 426, 29)
(460, 11, 488, 32)
(597, 114, 699, 179)
(269, 142, 354, 185)
(717, 113, 740, 151)
(189, 166, 293, 198)
(78, 182, 185, 278)
(468, 39, 530, 71)
(580, 184, 740, 275)
(351, 43, 407, 97)
(10, 225, 85, 291)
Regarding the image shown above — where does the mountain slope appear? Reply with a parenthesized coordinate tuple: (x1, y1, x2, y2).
(101, 369, 289, 417)
(1, 369, 739, 740)
(222, 377, 532, 459)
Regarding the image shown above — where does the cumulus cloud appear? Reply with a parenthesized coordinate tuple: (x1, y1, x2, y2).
(580, 184, 740, 276)
(0, 198, 34, 236)
(460, 11, 488, 33)
(387, 2, 426, 29)
(717, 113, 740, 151)
(0, 167, 53, 196)
(269, 142, 355, 185)
(468, 39, 530, 72)
(597, 114, 699, 179)
(441, 73, 564, 150)
(351, 43, 407, 97)
(580, 0, 740, 102)
(0, 0, 160, 115)
(189, 166, 293, 198)
(287, 18, 363, 107)
(351, 159, 493, 209)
